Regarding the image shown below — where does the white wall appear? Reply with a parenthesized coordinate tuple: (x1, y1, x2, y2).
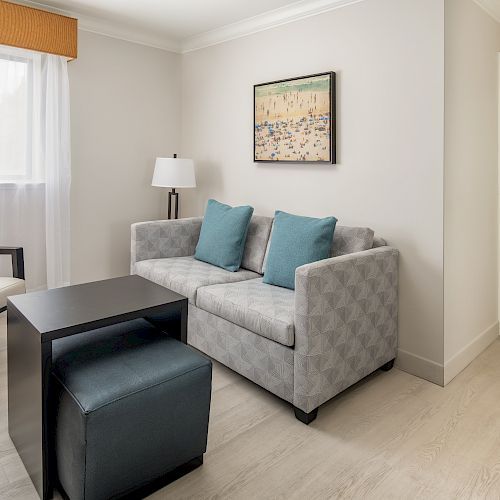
(181, 0, 446, 382)
(444, 0, 500, 383)
(69, 31, 181, 284)
(63, 0, 500, 385)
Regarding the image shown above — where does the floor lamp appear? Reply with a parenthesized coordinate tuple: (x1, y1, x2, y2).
(152, 155, 196, 219)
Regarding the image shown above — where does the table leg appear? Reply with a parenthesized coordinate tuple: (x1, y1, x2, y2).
(7, 304, 53, 499)
(146, 299, 188, 344)
(180, 299, 187, 344)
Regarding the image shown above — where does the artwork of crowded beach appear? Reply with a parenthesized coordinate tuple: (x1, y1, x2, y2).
(254, 72, 335, 163)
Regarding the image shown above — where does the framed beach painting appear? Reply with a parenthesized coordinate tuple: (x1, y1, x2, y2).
(254, 71, 336, 164)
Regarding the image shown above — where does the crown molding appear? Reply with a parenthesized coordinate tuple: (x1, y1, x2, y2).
(472, 0, 500, 23)
(80, 24, 181, 53)
(7, 0, 182, 53)
(181, 0, 366, 53)
(7, 0, 367, 54)
(78, 19, 181, 53)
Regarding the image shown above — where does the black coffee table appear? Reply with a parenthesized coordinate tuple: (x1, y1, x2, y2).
(7, 275, 187, 500)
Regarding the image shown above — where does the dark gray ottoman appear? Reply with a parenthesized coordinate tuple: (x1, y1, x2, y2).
(52, 319, 212, 500)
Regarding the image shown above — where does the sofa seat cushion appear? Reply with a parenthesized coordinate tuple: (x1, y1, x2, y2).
(196, 278, 295, 347)
(134, 256, 260, 304)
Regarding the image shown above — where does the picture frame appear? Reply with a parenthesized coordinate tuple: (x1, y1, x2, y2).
(254, 71, 336, 164)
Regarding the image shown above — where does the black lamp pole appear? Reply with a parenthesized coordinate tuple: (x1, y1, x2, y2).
(167, 154, 179, 220)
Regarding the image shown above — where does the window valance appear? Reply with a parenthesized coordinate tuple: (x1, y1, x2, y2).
(0, 1, 77, 59)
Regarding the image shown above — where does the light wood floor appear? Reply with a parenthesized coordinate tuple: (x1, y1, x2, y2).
(1, 311, 500, 499)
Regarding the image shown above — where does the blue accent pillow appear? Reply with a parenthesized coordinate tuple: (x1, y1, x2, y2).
(195, 199, 254, 272)
(263, 211, 337, 290)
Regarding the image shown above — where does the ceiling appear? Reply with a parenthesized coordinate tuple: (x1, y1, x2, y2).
(20, 0, 349, 52)
(15, 0, 500, 53)
(474, 0, 500, 22)
(29, 0, 300, 40)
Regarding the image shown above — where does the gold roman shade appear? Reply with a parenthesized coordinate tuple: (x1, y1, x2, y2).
(0, 1, 77, 59)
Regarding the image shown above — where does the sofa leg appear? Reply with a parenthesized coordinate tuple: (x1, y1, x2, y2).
(381, 359, 395, 372)
(293, 406, 318, 424)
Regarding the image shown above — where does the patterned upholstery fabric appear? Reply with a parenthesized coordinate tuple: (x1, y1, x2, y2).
(131, 217, 203, 270)
(131, 218, 399, 416)
(188, 305, 294, 403)
(196, 278, 295, 347)
(331, 225, 375, 257)
(261, 223, 273, 274)
(372, 236, 387, 248)
(262, 223, 375, 271)
(294, 247, 399, 412)
(241, 215, 273, 274)
(134, 256, 260, 304)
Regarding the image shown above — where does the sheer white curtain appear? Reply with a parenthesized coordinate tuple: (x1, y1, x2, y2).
(0, 45, 71, 290)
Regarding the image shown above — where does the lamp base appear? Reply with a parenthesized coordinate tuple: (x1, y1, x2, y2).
(168, 189, 179, 219)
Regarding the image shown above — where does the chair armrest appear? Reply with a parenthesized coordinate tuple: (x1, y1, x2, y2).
(131, 217, 203, 271)
(293, 246, 399, 412)
(0, 247, 25, 280)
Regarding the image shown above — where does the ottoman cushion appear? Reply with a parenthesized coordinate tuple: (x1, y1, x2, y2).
(52, 318, 212, 500)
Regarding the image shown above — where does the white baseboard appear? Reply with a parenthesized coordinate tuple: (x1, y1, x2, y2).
(444, 321, 499, 385)
(26, 285, 47, 293)
(395, 349, 444, 386)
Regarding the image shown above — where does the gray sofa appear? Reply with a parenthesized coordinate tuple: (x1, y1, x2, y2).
(131, 215, 399, 424)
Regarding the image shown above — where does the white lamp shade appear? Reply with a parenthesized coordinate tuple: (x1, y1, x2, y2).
(152, 157, 196, 188)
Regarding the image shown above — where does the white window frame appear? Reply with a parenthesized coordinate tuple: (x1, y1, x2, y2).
(0, 46, 35, 184)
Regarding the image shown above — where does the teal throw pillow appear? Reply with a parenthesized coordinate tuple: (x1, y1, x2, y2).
(263, 210, 337, 289)
(195, 199, 254, 272)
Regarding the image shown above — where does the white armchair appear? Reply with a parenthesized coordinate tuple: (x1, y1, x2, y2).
(0, 247, 26, 313)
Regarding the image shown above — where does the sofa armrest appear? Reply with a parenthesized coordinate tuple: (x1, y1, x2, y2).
(0, 247, 25, 280)
(293, 246, 399, 413)
(131, 217, 203, 271)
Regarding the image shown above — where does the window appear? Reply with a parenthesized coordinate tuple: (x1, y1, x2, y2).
(0, 49, 33, 182)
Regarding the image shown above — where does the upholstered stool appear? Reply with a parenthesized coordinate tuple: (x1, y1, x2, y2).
(52, 319, 212, 500)
(0, 247, 25, 313)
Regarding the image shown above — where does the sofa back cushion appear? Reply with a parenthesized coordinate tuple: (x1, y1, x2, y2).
(331, 225, 374, 257)
(240, 215, 273, 274)
(372, 235, 387, 248)
(256, 220, 377, 273)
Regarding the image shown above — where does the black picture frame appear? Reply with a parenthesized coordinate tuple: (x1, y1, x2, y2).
(254, 71, 336, 164)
